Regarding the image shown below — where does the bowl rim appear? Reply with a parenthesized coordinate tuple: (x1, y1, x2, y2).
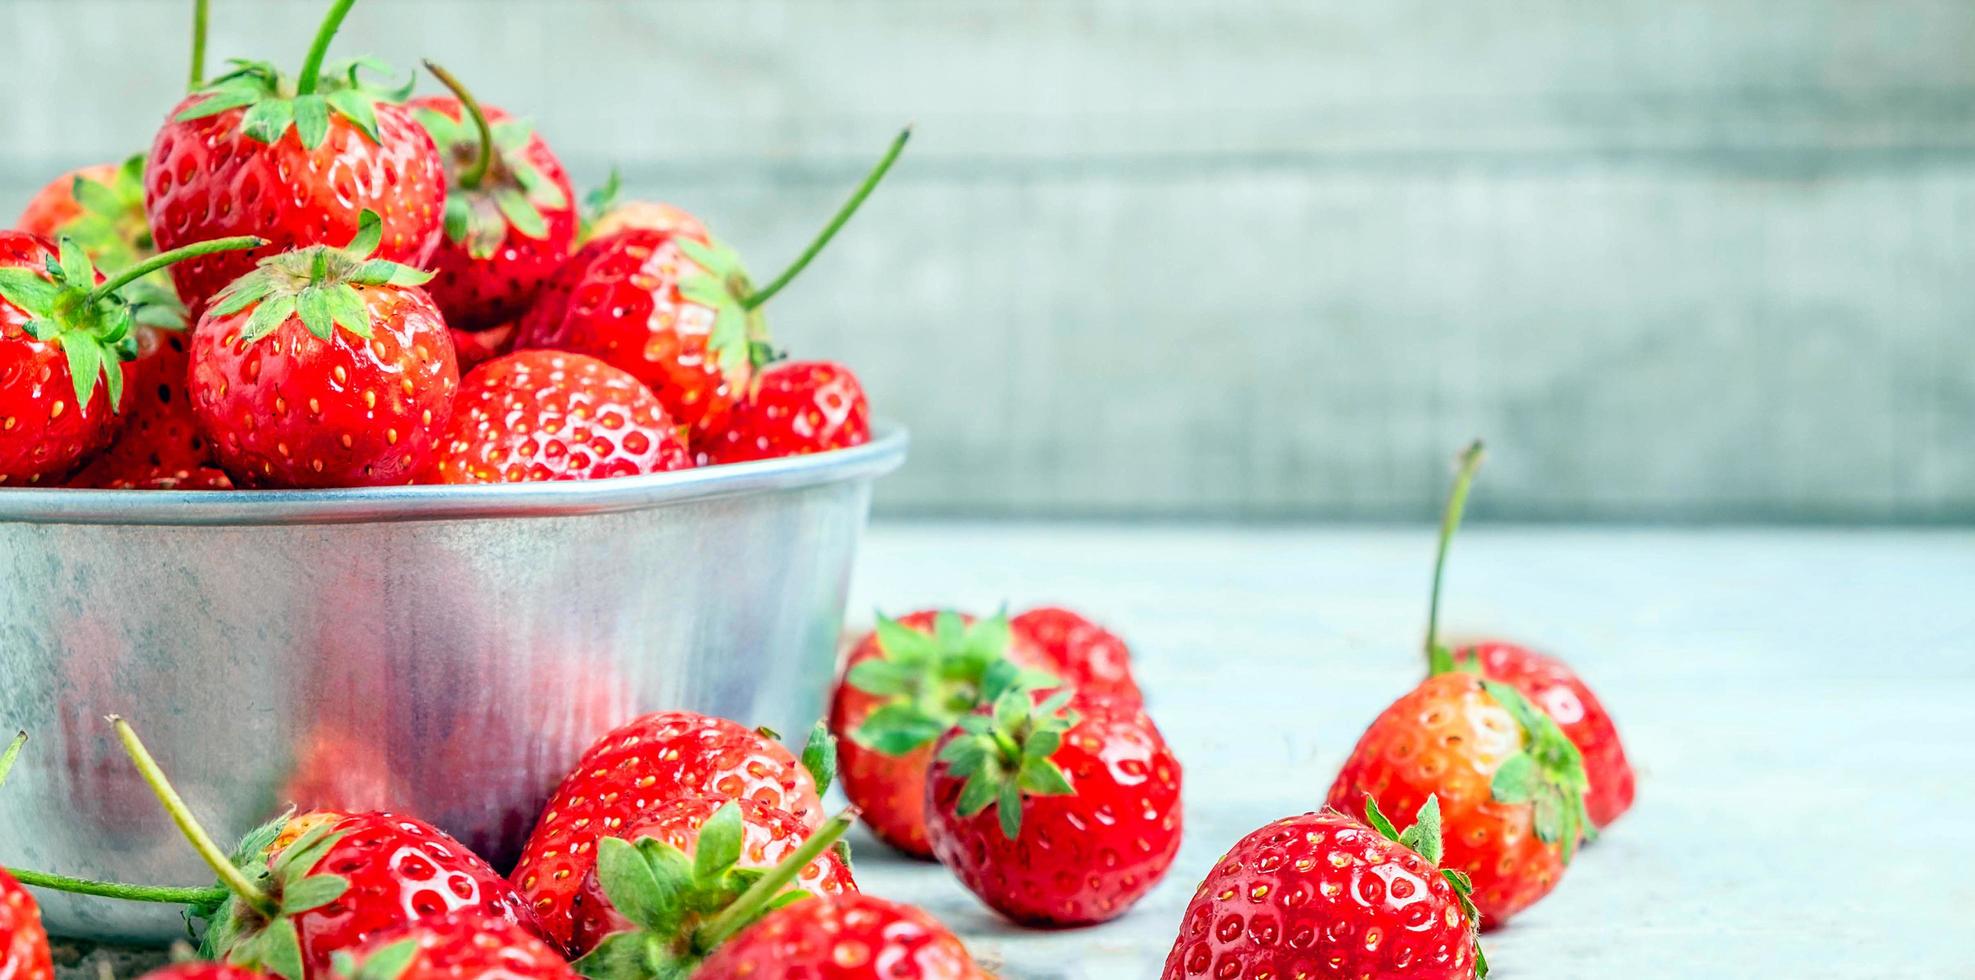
(0, 423, 908, 527)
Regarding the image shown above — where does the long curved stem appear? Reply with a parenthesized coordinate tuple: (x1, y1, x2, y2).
(0, 731, 23, 787)
(88, 236, 265, 303)
(295, 0, 359, 97)
(693, 809, 855, 952)
(421, 61, 495, 189)
(112, 716, 279, 918)
(6, 868, 228, 907)
(1425, 440, 1485, 673)
(188, 0, 210, 91)
(741, 127, 911, 312)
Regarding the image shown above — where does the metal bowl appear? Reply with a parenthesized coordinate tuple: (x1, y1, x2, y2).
(0, 425, 906, 944)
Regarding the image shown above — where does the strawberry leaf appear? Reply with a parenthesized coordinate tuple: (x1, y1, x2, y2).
(852, 703, 946, 755)
(1396, 795, 1444, 867)
(0, 269, 60, 317)
(241, 99, 296, 145)
(278, 874, 348, 914)
(692, 803, 745, 881)
(60, 334, 105, 410)
(800, 722, 837, 797)
(174, 84, 262, 122)
(595, 837, 671, 933)
(325, 89, 382, 145)
(494, 187, 549, 240)
(344, 937, 419, 980)
(1361, 794, 1402, 842)
(344, 210, 384, 260)
(242, 294, 298, 342)
(293, 95, 331, 150)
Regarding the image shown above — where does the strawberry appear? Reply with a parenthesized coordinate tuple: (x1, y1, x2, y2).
(1, 732, 54, 980)
(567, 801, 856, 975)
(1449, 640, 1634, 830)
(512, 713, 831, 949)
(1010, 605, 1144, 707)
(409, 64, 577, 332)
(447, 321, 515, 374)
(924, 678, 1183, 925)
(136, 965, 275, 980)
(65, 326, 230, 490)
(1, 230, 259, 484)
(146, 0, 445, 316)
(16, 157, 157, 284)
(423, 350, 691, 484)
(829, 610, 1055, 858)
(328, 912, 574, 980)
(188, 211, 458, 487)
(577, 173, 709, 247)
(701, 360, 870, 465)
(516, 129, 909, 439)
(1161, 797, 1485, 980)
(694, 893, 988, 980)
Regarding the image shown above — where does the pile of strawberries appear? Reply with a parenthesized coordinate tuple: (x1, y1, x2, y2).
(1, 0, 892, 492)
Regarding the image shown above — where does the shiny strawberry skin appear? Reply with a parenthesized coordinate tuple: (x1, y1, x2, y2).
(704, 360, 870, 464)
(1161, 810, 1481, 980)
(567, 795, 858, 956)
(1455, 640, 1634, 829)
(1326, 673, 1564, 927)
(449, 322, 516, 374)
(424, 350, 691, 484)
(583, 200, 708, 247)
(15, 163, 122, 237)
(134, 964, 275, 980)
(146, 98, 444, 316)
(924, 695, 1183, 926)
(0, 231, 124, 485)
(512, 712, 823, 948)
(0, 868, 54, 980)
(409, 97, 578, 331)
(332, 911, 574, 980)
(65, 326, 226, 490)
(694, 894, 988, 980)
(188, 283, 458, 487)
(514, 227, 746, 437)
(1010, 606, 1144, 707)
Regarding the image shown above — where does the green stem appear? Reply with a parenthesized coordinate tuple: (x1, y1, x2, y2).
(188, 0, 209, 91)
(112, 716, 279, 919)
(422, 61, 494, 189)
(0, 731, 23, 787)
(294, 0, 359, 96)
(1425, 440, 1486, 673)
(88, 236, 264, 303)
(693, 810, 855, 952)
(741, 126, 912, 312)
(6, 868, 228, 907)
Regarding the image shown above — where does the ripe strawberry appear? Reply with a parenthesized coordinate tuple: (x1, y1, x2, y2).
(328, 912, 574, 980)
(135, 965, 274, 980)
(1, 231, 259, 484)
(409, 64, 577, 331)
(447, 321, 514, 373)
(701, 360, 870, 465)
(1161, 797, 1485, 980)
(1010, 605, 1144, 707)
(423, 350, 691, 484)
(694, 893, 988, 980)
(512, 713, 830, 948)
(189, 211, 458, 487)
(829, 610, 1056, 858)
(516, 129, 909, 439)
(146, 0, 445, 315)
(924, 679, 1183, 925)
(65, 326, 229, 490)
(17, 157, 155, 277)
(567, 801, 856, 975)
(1, 732, 54, 980)
(1450, 640, 1634, 830)
(577, 173, 709, 247)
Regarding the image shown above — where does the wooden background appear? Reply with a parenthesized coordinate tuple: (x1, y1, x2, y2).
(5, 1, 1972, 521)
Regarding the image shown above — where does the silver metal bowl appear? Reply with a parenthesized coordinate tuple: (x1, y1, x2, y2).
(0, 426, 906, 945)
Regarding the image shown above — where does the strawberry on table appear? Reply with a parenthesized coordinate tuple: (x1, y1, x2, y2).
(1010, 605, 1144, 707)
(1, 732, 54, 980)
(328, 912, 574, 980)
(924, 676, 1183, 926)
(694, 893, 988, 980)
(1162, 797, 1486, 980)
(146, 0, 445, 315)
(410, 63, 577, 332)
(701, 360, 871, 465)
(423, 350, 691, 484)
(188, 211, 458, 487)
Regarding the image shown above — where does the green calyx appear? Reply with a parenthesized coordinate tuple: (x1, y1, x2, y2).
(933, 665, 1078, 840)
(413, 84, 569, 260)
(578, 169, 625, 243)
(200, 820, 355, 980)
(208, 209, 432, 345)
(574, 803, 853, 980)
(1482, 680, 1595, 862)
(331, 937, 421, 980)
(798, 721, 838, 798)
(1361, 795, 1488, 979)
(61, 155, 190, 331)
(847, 610, 1056, 758)
(176, 0, 406, 152)
(1424, 440, 1486, 676)
(0, 731, 23, 787)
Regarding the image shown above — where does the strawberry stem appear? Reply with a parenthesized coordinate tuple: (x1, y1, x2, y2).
(1425, 440, 1486, 672)
(4, 868, 229, 907)
(112, 716, 280, 918)
(88, 236, 265, 304)
(294, 0, 359, 97)
(692, 809, 856, 952)
(0, 731, 23, 787)
(740, 126, 911, 312)
(421, 61, 495, 189)
(188, 0, 210, 91)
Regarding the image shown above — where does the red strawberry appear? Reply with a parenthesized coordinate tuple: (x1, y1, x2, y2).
(423, 350, 691, 484)
(702, 360, 870, 465)
(447, 321, 515, 374)
(17, 157, 156, 277)
(65, 326, 229, 490)
(135, 965, 274, 980)
(516, 129, 909, 439)
(567, 801, 856, 975)
(328, 912, 574, 980)
(694, 893, 988, 980)
(409, 64, 577, 332)
(577, 172, 709, 247)
(1161, 798, 1485, 980)
(17, 163, 122, 237)
(1, 230, 259, 484)
(146, 1, 445, 315)
(512, 713, 829, 948)
(924, 681, 1183, 925)
(188, 212, 459, 487)
(1010, 605, 1144, 707)
(1, 732, 54, 980)
(829, 610, 1055, 858)
(1450, 640, 1634, 830)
